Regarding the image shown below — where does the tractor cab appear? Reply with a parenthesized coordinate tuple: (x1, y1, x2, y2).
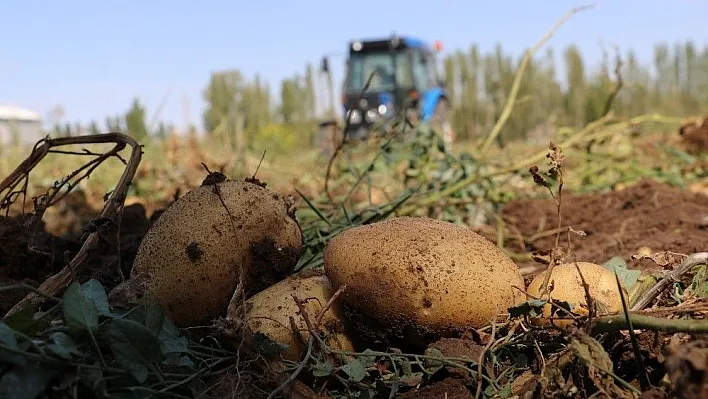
(339, 35, 448, 140)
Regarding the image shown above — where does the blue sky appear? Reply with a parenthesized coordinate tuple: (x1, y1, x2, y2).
(1, 0, 706, 131)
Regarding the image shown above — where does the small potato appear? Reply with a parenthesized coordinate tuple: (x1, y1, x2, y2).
(126, 177, 304, 327)
(323, 217, 526, 344)
(526, 262, 629, 327)
(233, 270, 354, 361)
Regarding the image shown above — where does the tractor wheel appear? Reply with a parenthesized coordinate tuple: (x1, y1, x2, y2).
(431, 98, 455, 146)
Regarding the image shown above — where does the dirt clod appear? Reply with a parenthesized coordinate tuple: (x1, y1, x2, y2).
(186, 241, 203, 262)
(663, 336, 708, 399)
(246, 237, 302, 297)
(678, 116, 708, 154)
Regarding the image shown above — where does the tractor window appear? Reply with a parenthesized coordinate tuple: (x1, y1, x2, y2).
(345, 51, 412, 93)
(411, 49, 436, 91)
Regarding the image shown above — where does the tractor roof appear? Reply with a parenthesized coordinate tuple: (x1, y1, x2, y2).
(349, 35, 431, 53)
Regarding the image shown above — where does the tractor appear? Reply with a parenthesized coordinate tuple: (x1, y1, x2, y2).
(317, 34, 454, 154)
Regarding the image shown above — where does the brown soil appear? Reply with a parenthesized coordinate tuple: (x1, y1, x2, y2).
(499, 179, 708, 271)
(678, 116, 708, 154)
(0, 215, 79, 314)
(606, 331, 674, 387)
(397, 377, 473, 399)
(0, 201, 160, 314)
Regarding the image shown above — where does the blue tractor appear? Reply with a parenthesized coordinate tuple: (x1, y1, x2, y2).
(318, 34, 454, 151)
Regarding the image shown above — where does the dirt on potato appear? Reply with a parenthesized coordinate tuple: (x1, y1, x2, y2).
(497, 179, 708, 271)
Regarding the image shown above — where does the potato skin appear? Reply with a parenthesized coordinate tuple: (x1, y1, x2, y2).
(526, 262, 629, 327)
(323, 217, 526, 340)
(236, 270, 354, 361)
(130, 179, 303, 327)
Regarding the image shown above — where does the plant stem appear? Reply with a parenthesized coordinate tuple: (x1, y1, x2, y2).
(589, 313, 708, 335)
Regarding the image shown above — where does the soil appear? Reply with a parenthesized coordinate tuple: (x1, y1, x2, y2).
(498, 178, 708, 271)
(678, 116, 708, 154)
(2, 175, 707, 398)
(0, 215, 80, 314)
(0, 200, 159, 315)
(397, 377, 473, 399)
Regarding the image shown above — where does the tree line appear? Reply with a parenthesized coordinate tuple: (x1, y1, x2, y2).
(52, 40, 707, 147)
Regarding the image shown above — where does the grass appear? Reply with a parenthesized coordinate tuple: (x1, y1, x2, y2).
(0, 121, 701, 216)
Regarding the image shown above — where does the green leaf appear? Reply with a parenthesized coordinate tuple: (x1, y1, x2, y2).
(0, 322, 18, 349)
(602, 256, 641, 291)
(341, 357, 368, 382)
(157, 316, 188, 356)
(422, 347, 444, 374)
(84, 367, 107, 397)
(81, 279, 115, 317)
(508, 298, 547, 318)
(252, 332, 288, 357)
(144, 304, 166, 336)
(162, 353, 195, 369)
(0, 322, 26, 366)
(401, 358, 412, 376)
(3, 303, 49, 336)
(63, 282, 100, 332)
(311, 360, 335, 377)
(358, 348, 377, 366)
(0, 362, 54, 399)
(690, 264, 708, 298)
(108, 318, 165, 383)
(46, 332, 81, 360)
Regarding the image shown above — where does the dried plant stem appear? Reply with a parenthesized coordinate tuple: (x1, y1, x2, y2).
(398, 113, 682, 216)
(589, 312, 708, 335)
(631, 252, 708, 311)
(3, 133, 143, 317)
(478, 3, 596, 154)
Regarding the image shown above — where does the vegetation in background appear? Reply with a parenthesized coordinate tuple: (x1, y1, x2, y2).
(36, 40, 708, 153)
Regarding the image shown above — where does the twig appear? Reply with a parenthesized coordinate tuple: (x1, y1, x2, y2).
(266, 285, 347, 399)
(478, 3, 596, 153)
(475, 309, 497, 399)
(614, 270, 649, 390)
(631, 252, 708, 311)
(589, 312, 708, 335)
(3, 133, 143, 317)
(601, 45, 624, 118)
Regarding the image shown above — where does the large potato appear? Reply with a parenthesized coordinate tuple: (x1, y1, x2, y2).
(232, 270, 354, 361)
(323, 217, 526, 344)
(128, 177, 303, 327)
(526, 262, 629, 327)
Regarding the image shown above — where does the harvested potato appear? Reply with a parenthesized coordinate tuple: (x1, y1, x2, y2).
(127, 176, 304, 327)
(233, 270, 354, 361)
(323, 217, 526, 345)
(526, 262, 629, 327)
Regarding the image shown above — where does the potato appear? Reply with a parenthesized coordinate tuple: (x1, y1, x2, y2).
(323, 216, 526, 344)
(127, 176, 304, 327)
(526, 262, 629, 327)
(233, 270, 354, 361)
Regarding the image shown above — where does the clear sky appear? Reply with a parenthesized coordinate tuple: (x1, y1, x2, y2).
(1, 0, 706, 131)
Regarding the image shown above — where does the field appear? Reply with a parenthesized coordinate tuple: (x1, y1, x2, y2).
(2, 9, 708, 396)
(0, 109, 707, 398)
